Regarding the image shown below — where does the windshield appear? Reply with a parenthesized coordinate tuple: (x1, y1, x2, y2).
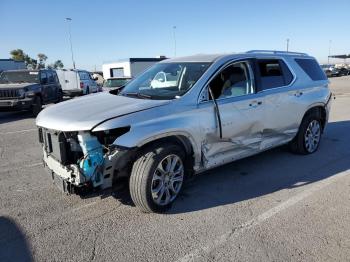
(0, 71, 40, 84)
(119, 62, 211, 99)
(104, 78, 130, 88)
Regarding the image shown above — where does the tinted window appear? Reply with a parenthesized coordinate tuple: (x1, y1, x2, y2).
(0, 71, 39, 83)
(47, 71, 54, 83)
(111, 68, 124, 77)
(208, 62, 254, 99)
(40, 72, 48, 84)
(257, 59, 293, 90)
(79, 72, 88, 80)
(295, 59, 327, 81)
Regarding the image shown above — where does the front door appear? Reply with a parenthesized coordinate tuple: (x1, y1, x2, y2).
(199, 60, 264, 169)
(40, 71, 50, 103)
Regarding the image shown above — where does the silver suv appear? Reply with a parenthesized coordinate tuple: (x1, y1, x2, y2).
(36, 50, 332, 213)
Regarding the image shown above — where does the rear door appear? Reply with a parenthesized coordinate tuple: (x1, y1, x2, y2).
(65, 71, 79, 91)
(254, 58, 301, 150)
(198, 60, 265, 169)
(87, 73, 98, 92)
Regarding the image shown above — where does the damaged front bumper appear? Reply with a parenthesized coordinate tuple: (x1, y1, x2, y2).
(39, 127, 132, 194)
(43, 149, 119, 194)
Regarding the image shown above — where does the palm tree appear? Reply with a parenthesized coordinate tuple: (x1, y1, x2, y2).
(37, 53, 48, 69)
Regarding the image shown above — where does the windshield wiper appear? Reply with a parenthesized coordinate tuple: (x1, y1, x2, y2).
(122, 92, 152, 99)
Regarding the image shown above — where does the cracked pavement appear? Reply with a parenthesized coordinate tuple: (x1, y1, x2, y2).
(0, 76, 350, 262)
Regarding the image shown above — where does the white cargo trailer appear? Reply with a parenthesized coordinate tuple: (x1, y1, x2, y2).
(102, 57, 167, 79)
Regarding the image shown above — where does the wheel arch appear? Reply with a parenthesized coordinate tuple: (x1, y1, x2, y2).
(302, 103, 327, 131)
(136, 134, 196, 171)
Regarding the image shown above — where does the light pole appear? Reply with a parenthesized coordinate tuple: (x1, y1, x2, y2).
(172, 26, 177, 57)
(66, 18, 76, 69)
(328, 40, 332, 64)
(286, 38, 290, 52)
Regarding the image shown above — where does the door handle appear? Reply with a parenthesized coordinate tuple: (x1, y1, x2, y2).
(249, 101, 263, 107)
(294, 91, 303, 97)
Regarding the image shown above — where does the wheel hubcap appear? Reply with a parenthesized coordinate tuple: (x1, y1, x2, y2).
(151, 154, 184, 206)
(304, 120, 321, 153)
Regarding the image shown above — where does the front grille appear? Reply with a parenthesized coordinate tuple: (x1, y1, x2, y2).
(0, 89, 20, 99)
(40, 128, 83, 165)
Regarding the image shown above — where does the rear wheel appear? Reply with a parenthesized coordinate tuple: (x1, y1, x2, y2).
(129, 143, 186, 213)
(31, 96, 42, 116)
(290, 112, 322, 154)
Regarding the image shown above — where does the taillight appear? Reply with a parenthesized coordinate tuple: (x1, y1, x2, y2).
(80, 82, 84, 89)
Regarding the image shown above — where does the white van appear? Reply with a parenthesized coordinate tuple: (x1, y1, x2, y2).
(56, 69, 99, 97)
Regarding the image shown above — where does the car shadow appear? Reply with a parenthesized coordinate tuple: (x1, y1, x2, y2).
(0, 216, 33, 262)
(87, 120, 349, 214)
(168, 120, 350, 214)
(0, 111, 34, 124)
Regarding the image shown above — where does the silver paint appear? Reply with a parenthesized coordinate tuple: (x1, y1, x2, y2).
(37, 51, 332, 186)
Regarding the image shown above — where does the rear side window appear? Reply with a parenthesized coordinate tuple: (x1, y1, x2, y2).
(47, 71, 54, 83)
(295, 59, 327, 81)
(79, 72, 87, 80)
(257, 59, 293, 90)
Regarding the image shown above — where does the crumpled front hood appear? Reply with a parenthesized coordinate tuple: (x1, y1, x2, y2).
(0, 83, 37, 89)
(36, 92, 170, 131)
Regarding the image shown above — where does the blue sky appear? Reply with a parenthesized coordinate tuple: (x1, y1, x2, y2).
(1, 0, 349, 70)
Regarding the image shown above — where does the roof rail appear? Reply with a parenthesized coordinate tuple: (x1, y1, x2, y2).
(246, 50, 308, 56)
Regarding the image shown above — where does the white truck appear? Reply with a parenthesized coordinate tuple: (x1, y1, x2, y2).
(56, 69, 99, 97)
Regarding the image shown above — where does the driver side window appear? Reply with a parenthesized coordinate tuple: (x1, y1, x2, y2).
(208, 62, 254, 100)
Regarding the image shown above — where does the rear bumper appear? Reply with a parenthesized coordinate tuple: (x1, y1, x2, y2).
(63, 89, 83, 97)
(0, 98, 34, 111)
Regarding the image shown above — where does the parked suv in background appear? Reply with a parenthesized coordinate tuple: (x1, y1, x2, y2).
(56, 69, 98, 97)
(0, 69, 62, 115)
(37, 50, 332, 213)
(102, 77, 131, 92)
(321, 64, 340, 77)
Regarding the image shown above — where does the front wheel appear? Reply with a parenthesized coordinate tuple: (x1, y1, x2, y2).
(129, 143, 186, 213)
(289, 112, 322, 154)
(31, 96, 42, 116)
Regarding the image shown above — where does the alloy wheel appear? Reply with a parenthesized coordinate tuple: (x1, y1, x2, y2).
(304, 120, 321, 153)
(151, 154, 184, 206)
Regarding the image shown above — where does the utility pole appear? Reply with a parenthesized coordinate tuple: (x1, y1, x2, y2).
(286, 38, 290, 52)
(66, 18, 76, 69)
(328, 40, 332, 64)
(172, 26, 177, 57)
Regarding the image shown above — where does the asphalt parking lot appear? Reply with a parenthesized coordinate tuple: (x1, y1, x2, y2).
(1, 76, 350, 262)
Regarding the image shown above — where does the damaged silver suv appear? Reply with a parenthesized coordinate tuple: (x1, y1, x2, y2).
(36, 50, 332, 213)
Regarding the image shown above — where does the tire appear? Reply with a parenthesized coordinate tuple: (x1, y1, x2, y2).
(129, 143, 186, 213)
(289, 111, 322, 155)
(32, 96, 42, 117)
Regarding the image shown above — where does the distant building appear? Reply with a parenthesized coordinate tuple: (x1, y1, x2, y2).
(0, 59, 26, 72)
(102, 57, 167, 79)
